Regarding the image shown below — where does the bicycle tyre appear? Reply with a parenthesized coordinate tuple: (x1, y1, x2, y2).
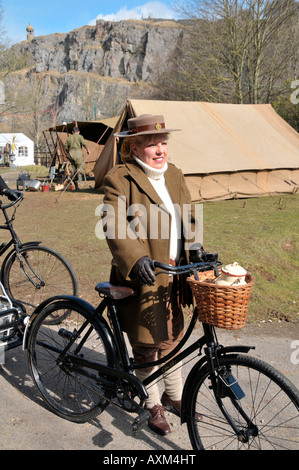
(3, 245, 78, 322)
(28, 300, 114, 423)
(186, 354, 299, 450)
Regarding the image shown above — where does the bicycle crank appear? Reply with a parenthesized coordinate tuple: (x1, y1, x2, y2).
(57, 361, 151, 434)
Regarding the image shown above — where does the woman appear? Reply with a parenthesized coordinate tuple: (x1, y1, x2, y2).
(102, 114, 203, 435)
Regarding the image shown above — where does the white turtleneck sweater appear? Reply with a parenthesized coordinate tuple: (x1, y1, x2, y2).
(135, 157, 182, 262)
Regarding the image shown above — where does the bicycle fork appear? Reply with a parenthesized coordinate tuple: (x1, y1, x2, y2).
(204, 327, 258, 443)
(16, 251, 45, 289)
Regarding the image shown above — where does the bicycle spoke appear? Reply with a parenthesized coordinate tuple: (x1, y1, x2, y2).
(187, 355, 299, 450)
(28, 302, 112, 422)
(4, 246, 77, 319)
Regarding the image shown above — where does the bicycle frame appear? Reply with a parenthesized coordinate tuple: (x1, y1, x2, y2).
(0, 197, 35, 349)
(104, 291, 254, 417)
(0, 279, 24, 348)
(0, 197, 41, 248)
(0, 197, 42, 285)
(25, 259, 255, 435)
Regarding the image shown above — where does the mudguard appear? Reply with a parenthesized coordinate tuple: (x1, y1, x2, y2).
(22, 295, 118, 367)
(180, 344, 254, 424)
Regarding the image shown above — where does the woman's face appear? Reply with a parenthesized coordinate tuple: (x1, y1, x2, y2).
(131, 134, 168, 169)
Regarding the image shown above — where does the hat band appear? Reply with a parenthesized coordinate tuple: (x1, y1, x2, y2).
(128, 122, 165, 134)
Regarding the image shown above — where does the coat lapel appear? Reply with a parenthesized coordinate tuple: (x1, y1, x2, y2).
(125, 161, 182, 211)
(125, 161, 165, 206)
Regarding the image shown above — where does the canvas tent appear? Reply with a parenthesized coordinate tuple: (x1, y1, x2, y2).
(93, 99, 299, 202)
(0, 133, 34, 167)
(46, 117, 118, 175)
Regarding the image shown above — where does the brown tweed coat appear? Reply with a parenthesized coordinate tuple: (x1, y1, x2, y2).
(102, 160, 199, 344)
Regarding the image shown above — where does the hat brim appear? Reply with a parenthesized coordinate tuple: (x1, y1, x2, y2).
(114, 128, 181, 138)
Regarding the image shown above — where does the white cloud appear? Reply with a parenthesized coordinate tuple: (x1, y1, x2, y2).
(89, 2, 175, 24)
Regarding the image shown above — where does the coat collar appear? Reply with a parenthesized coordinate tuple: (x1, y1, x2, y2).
(125, 160, 181, 206)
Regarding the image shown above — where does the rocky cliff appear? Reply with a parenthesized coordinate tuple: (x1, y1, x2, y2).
(7, 19, 185, 122)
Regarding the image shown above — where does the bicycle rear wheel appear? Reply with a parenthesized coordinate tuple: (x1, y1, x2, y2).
(186, 354, 299, 450)
(3, 245, 78, 321)
(28, 301, 113, 423)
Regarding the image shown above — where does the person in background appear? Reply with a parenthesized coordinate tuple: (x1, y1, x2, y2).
(64, 127, 90, 189)
(102, 114, 204, 436)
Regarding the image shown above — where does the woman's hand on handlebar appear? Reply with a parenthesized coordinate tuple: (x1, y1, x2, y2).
(152, 254, 220, 275)
(130, 256, 156, 286)
(130, 253, 220, 284)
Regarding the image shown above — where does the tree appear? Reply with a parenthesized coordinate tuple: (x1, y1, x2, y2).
(0, 0, 46, 140)
(155, 0, 298, 104)
(0, 1, 32, 85)
(273, 80, 299, 131)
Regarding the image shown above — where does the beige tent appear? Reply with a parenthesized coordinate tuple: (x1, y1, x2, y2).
(46, 117, 118, 175)
(93, 99, 299, 201)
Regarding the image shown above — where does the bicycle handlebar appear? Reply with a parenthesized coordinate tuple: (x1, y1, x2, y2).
(0, 194, 23, 211)
(153, 254, 221, 277)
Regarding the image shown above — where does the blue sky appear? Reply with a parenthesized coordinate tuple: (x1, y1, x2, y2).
(1, 0, 177, 45)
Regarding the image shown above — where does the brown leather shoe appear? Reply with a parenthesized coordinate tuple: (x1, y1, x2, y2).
(147, 404, 171, 436)
(161, 392, 203, 422)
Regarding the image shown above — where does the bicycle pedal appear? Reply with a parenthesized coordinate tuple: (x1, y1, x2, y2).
(132, 409, 151, 435)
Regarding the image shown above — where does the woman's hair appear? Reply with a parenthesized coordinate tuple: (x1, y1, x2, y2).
(120, 133, 169, 162)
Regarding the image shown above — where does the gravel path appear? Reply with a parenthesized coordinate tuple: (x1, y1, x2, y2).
(0, 322, 298, 451)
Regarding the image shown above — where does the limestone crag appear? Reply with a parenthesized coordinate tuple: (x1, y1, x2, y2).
(8, 20, 185, 121)
(27, 20, 183, 82)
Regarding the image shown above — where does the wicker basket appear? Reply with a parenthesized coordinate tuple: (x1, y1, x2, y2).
(186, 271, 255, 330)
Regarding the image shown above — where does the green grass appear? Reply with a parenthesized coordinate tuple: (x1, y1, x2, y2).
(1, 178, 298, 324)
(202, 195, 298, 323)
(9, 189, 109, 307)
(0, 165, 49, 177)
(22, 165, 50, 177)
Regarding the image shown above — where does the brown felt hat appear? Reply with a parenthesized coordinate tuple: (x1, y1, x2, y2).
(114, 114, 180, 138)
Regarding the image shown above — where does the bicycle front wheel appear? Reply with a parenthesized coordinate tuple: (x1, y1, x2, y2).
(186, 354, 299, 450)
(3, 245, 78, 320)
(28, 301, 113, 423)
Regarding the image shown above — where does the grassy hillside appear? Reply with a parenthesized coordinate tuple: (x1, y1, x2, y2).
(1, 181, 298, 325)
(202, 195, 298, 323)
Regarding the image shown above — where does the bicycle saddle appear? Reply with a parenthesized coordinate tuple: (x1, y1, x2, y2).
(95, 282, 135, 299)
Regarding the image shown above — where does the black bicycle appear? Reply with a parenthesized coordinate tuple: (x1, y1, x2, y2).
(26, 257, 299, 450)
(0, 195, 78, 324)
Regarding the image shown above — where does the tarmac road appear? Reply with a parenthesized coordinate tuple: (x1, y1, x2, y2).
(0, 322, 298, 451)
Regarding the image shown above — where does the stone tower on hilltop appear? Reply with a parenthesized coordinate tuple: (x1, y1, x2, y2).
(26, 23, 34, 41)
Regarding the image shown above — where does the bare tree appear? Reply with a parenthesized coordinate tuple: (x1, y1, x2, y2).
(156, 0, 298, 104)
(243, 0, 297, 103)
(8, 75, 55, 149)
(0, 1, 32, 84)
(272, 78, 299, 131)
